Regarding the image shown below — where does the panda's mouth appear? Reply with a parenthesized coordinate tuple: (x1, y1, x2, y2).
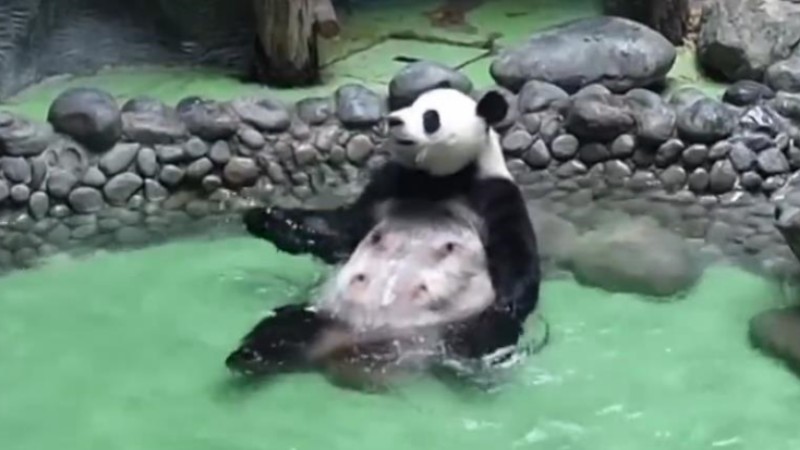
(394, 138, 415, 146)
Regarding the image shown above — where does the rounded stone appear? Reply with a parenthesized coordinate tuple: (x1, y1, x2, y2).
(0, 180, 8, 202)
(517, 80, 569, 113)
(202, 175, 223, 192)
(388, 61, 473, 110)
(741, 171, 763, 191)
(136, 147, 158, 177)
(46, 169, 79, 199)
(294, 143, 319, 166)
(577, 143, 611, 165)
(28, 192, 50, 220)
(654, 138, 684, 168)
(144, 179, 169, 201)
(765, 57, 800, 93)
(99, 143, 139, 175)
(1, 157, 32, 184)
(296, 97, 334, 125)
(223, 157, 259, 186)
(659, 166, 687, 192)
(688, 168, 710, 193)
(708, 140, 732, 160)
(709, 159, 737, 193)
(185, 137, 209, 159)
(681, 144, 708, 168)
(723, 80, 775, 106)
(209, 141, 232, 165)
(550, 134, 579, 160)
(238, 127, 265, 150)
(159, 165, 185, 187)
(186, 158, 214, 179)
(335, 84, 384, 127)
(68, 187, 105, 213)
(345, 135, 374, 163)
(229, 97, 291, 132)
(565, 97, 635, 141)
(10, 184, 30, 202)
(176, 97, 239, 140)
(757, 148, 790, 175)
(82, 167, 107, 187)
(156, 145, 185, 163)
(610, 134, 635, 158)
(676, 98, 736, 143)
(522, 140, 551, 169)
(103, 172, 143, 205)
(47, 87, 122, 152)
(501, 129, 533, 155)
(729, 142, 756, 172)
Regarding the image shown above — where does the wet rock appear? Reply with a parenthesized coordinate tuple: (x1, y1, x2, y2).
(68, 187, 105, 213)
(238, 127, 265, 150)
(770, 92, 800, 122)
(565, 96, 635, 141)
(688, 168, 710, 193)
(551, 134, 579, 160)
(757, 147, 790, 175)
(741, 171, 764, 191)
(11, 185, 30, 202)
(136, 147, 158, 177)
(490, 16, 676, 93)
(46, 169, 79, 198)
(577, 143, 610, 165)
(294, 143, 319, 166)
(749, 307, 800, 375)
(346, 135, 374, 163)
(202, 175, 223, 192)
(522, 139, 551, 168)
(313, 126, 339, 152)
(184, 137, 209, 159)
(723, 80, 775, 106)
(230, 97, 290, 132)
(729, 142, 756, 171)
(517, 80, 569, 113)
(121, 97, 187, 145)
(388, 61, 473, 109)
(676, 98, 737, 143)
(223, 157, 259, 186)
(659, 166, 687, 191)
(654, 138, 684, 168)
(115, 227, 150, 246)
(766, 56, 800, 93)
(209, 141, 232, 165)
(682, 144, 708, 168)
(335, 84, 384, 127)
(156, 145, 185, 163)
(99, 143, 139, 175)
(624, 89, 676, 144)
(29, 157, 47, 190)
(501, 129, 533, 155)
(708, 140, 732, 160)
(81, 167, 107, 187)
(144, 180, 168, 201)
(0, 117, 54, 156)
(28, 192, 49, 220)
(186, 158, 214, 179)
(1, 157, 31, 183)
(296, 97, 334, 125)
(158, 165, 185, 187)
(709, 159, 738, 193)
(568, 216, 702, 297)
(0, 179, 8, 202)
(47, 87, 122, 152)
(176, 97, 238, 140)
(103, 173, 143, 205)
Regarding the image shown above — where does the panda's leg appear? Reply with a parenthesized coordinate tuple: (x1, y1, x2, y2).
(225, 303, 343, 376)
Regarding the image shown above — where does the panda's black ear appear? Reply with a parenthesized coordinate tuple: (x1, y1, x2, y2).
(476, 91, 508, 125)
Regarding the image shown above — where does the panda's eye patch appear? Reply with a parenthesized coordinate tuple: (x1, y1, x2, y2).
(423, 110, 441, 134)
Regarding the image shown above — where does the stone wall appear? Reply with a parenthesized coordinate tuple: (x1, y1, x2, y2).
(4, 61, 800, 280)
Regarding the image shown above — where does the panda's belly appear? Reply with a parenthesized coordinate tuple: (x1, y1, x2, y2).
(316, 201, 494, 331)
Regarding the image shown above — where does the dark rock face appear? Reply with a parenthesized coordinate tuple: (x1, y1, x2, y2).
(698, 0, 800, 81)
(47, 87, 122, 152)
(388, 61, 473, 110)
(490, 16, 676, 93)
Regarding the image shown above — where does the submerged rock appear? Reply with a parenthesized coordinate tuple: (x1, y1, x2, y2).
(750, 307, 800, 376)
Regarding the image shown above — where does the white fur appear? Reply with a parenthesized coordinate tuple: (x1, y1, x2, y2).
(386, 88, 512, 180)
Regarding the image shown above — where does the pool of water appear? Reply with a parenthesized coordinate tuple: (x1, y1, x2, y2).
(1, 236, 798, 450)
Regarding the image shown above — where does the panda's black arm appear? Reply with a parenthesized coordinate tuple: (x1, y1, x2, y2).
(242, 162, 410, 264)
(446, 178, 541, 358)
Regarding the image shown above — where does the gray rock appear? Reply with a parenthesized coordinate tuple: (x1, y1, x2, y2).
(202, 175, 223, 192)
(708, 140, 732, 160)
(11, 184, 30, 202)
(698, 0, 800, 80)
(757, 147, 790, 174)
(47, 87, 122, 152)
(238, 127, 265, 150)
(741, 171, 764, 191)
(623, 90, 676, 145)
(688, 168, 710, 193)
(569, 217, 701, 297)
(723, 80, 775, 106)
(68, 187, 105, 213)
(156, 145, 185, 163)
(659, 166, 687, 191)
(551, 134, 579, 160)
(654, 138, 684, 168)
(186, 158, 214, 179)
(209, 141, 232, 165)
(159, 165, 185, 187)
(766, 57, 800, 92)
(144, 179, 168, 201)
(604, 160, 632, 184)
(230, 97, 291, 132)
(522, 139, 551, 168)
(682, 144, 708, 168)
(729, 142, 756, 171)
(388, 61, 473, 109)
(184, 137, 209, 159)
(99, 143, 139, 175)
(539, 113, 562, 144)
(764, 175, 787, 192)
(490, 16, 676, 93)
(296, 97, 334, 125)
(501, 129, 533, 155)
(224, 157, 259, 186)
(517, 80, 569, 112)
(314, 126, 340, 152)
(294, 143, 319, 166)
(29, 156, 47, 189)
(709, 159, 738, 193)
(676, 98, 737, 143)
(737, 132, 773, 152)
(46, 169, 79, 198)
(176, 97, 239, 140)
(565, 96, 635, 141)
(346, 135, 374, 163)
(28, 192, 49, 220)
(335, 84, 384, 127)
(0, 117, 54, 157)
(136, 147, 159, 177)
(49, 204, 71, 218)
(115, 227, 151, 246)
(0, 180, 8, 202)
(789, 146, 800, 169)
(46, 224, 71, 245)
(103, 173, 143, 204)
(610, 134, 635, 158)
(520, 114, 541, 134)
(577, 143, 610, 165)
(770, 92, 800, 121)
(1, 157, 31, 183)
(120, 102, 188, 145)
(82, 167, 107, 187)
(749, 307, 800, 375)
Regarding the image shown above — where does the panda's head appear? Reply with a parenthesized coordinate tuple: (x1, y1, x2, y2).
(386, 87, 510, 177)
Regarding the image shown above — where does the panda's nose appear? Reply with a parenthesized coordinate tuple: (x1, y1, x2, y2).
(387, 115, 404, 128)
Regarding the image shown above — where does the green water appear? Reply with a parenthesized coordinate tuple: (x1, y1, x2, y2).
(1, 236, 798, 450)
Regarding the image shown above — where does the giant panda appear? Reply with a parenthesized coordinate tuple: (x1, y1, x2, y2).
(225, 87, 541, 390)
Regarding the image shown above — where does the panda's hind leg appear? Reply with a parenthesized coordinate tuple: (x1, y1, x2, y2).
(225, 303, 340, 377)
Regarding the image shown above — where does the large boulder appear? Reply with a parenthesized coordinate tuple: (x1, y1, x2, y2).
(566, 216, 703, 297)
(388, 61, 473, 110)
(749, 307, 800, 376)
(47, 87, 122, 152)
(697, 0, 800, 81)
(490, 16, 676, 93)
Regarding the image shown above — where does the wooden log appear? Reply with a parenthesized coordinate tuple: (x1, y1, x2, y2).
(251, 0, 321, 87)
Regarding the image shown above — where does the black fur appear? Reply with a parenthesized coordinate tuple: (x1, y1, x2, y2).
(229, 160, 540, 374)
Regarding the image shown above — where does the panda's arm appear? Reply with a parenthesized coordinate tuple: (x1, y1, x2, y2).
(242, 162, 409, 264)
(446, 177, 541, 358)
